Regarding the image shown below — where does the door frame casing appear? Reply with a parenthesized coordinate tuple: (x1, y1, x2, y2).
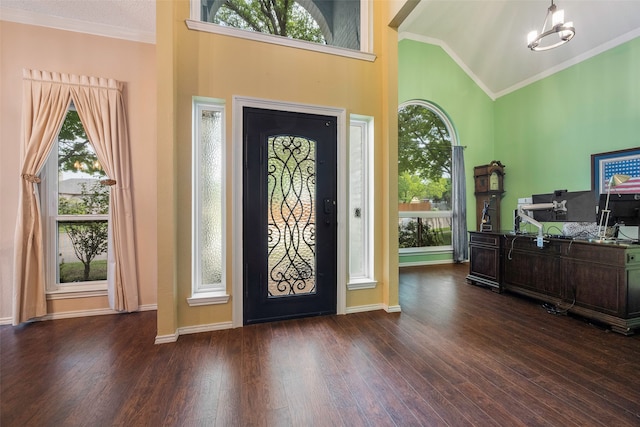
(232, 96, 347, 327)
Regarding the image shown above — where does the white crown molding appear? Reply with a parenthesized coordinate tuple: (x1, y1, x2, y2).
(399, 31, 497, 101)
(401, 28, 640, 100)
(494, 27, 640, 98)
(0, 6, 155, 44)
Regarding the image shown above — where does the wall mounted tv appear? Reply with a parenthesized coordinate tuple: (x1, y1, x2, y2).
(532, 190, 597, 222)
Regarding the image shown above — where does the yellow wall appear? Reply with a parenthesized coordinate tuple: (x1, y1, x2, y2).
(0, 20, 157, 320)
(156, 0, 400, 335)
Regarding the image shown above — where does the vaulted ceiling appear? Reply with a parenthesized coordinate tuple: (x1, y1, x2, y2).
(2, 0, 640, 99)
(399, 0, 640, 98)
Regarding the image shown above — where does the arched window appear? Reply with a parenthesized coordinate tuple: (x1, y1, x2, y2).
(398, 101, 458, 254)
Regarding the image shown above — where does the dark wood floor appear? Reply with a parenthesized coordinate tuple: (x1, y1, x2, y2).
(2, 264, 640, 426)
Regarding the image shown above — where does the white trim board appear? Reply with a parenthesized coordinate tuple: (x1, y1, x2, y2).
(0, 7, 155, 44)
(232, 96, 348, 328)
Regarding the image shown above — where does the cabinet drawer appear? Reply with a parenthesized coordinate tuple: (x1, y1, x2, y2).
(564, 242, 625, 265)
(626, 249, 640, 266)
(470, 233, 500, 246)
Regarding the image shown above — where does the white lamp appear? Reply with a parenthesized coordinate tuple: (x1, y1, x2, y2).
(527, 0, 575, 51)
(596, 174, 631, 241)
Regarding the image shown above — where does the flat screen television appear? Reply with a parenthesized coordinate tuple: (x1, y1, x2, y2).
(532, 190, 597, 222)
(598, 193, 640, 226)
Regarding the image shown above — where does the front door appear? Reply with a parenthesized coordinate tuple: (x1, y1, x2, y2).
(243, 107, 337, 324)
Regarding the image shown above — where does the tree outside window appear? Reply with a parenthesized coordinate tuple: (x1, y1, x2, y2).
(398, 103, 452, 248)
(54, 109, 109, 283)
(213, 0, 325, 43)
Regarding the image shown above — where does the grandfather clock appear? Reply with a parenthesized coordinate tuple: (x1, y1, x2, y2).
(474, 161, 505, 231)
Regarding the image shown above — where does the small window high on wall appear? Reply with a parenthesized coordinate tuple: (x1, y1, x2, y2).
(188, 0, 373, 60)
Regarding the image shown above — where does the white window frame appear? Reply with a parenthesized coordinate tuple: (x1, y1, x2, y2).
(398, 100, 457, 256)
(186, 0, 376, 62)
(41, 119, 109, 297)
(347, 116, 376, 290)
(188, 98, 230, 306)
(398, 211, 454, 254)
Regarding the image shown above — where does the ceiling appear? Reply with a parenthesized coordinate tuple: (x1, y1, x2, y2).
(0, 0, 156, 43)
(399, 0, 640, 98)
(2, 0, 640, 99)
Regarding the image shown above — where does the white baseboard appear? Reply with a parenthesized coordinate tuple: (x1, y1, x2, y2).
(178, 321, 234, 336)
(155, 320, 234, 344)
(41, 304, 157, 321)
(0, 304, 158, 326)
(384, 304, 402, 313)
(399, 259, 455, 267)
(345, 303, 385, 314)
(41, 307, 118, 321)
(345, 303, 402, 314)
(154, 332, 179, 344)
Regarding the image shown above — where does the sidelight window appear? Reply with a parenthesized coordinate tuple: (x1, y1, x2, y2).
(189, 99, 229, 306)
(348, 116, 376, 289)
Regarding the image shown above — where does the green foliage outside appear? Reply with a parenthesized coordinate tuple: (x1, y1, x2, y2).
(58, 182, 109, 282)
(399, 220, 452, 248)
(60, 260, 107, 283)
(57, 108, 109, 283)
(398, 104, 453, 248)
(58, 110, 105, 177)
(213, 0, 325, 43)
(398, 104, 452, 207)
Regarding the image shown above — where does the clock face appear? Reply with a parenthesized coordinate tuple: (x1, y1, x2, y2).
(489, 172, 500, 191)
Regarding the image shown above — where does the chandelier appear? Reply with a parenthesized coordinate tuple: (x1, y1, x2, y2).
(527, 0, 575, 51)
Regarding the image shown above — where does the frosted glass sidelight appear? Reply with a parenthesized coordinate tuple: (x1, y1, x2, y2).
(349, 124, 365, 277)
(200, 110, 223, 286)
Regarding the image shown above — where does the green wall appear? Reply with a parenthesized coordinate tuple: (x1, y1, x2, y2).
(495, 37, 640, 226)
(399, 36, 640, 263)
(398, 39, 495, 264)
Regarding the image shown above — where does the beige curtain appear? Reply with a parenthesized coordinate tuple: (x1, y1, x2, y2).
(13, 70, 72, 325)
(13, 70, 139, 325)
(69, 76, 139, 311)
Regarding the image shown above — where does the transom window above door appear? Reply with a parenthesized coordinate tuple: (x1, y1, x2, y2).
(187, 0, 375, 61)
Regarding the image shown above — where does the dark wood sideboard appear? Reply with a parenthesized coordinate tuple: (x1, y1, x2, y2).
(467, 231, 640, 335)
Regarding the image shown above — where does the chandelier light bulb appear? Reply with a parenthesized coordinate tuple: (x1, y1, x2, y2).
(560, 22, 574, 40)
(552, 9, 564, 26)
(527, 30, 538, 45)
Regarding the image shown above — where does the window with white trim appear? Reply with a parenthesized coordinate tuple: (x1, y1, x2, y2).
(348, 116, 376, 290)
(188, 0, 374, 60)
(189, 99, 229, 306)
(398, 101, 455, 253)
(41, 105, 109, 294)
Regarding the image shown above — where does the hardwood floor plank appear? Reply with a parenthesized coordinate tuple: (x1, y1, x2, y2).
(3, 264, 640, 426)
